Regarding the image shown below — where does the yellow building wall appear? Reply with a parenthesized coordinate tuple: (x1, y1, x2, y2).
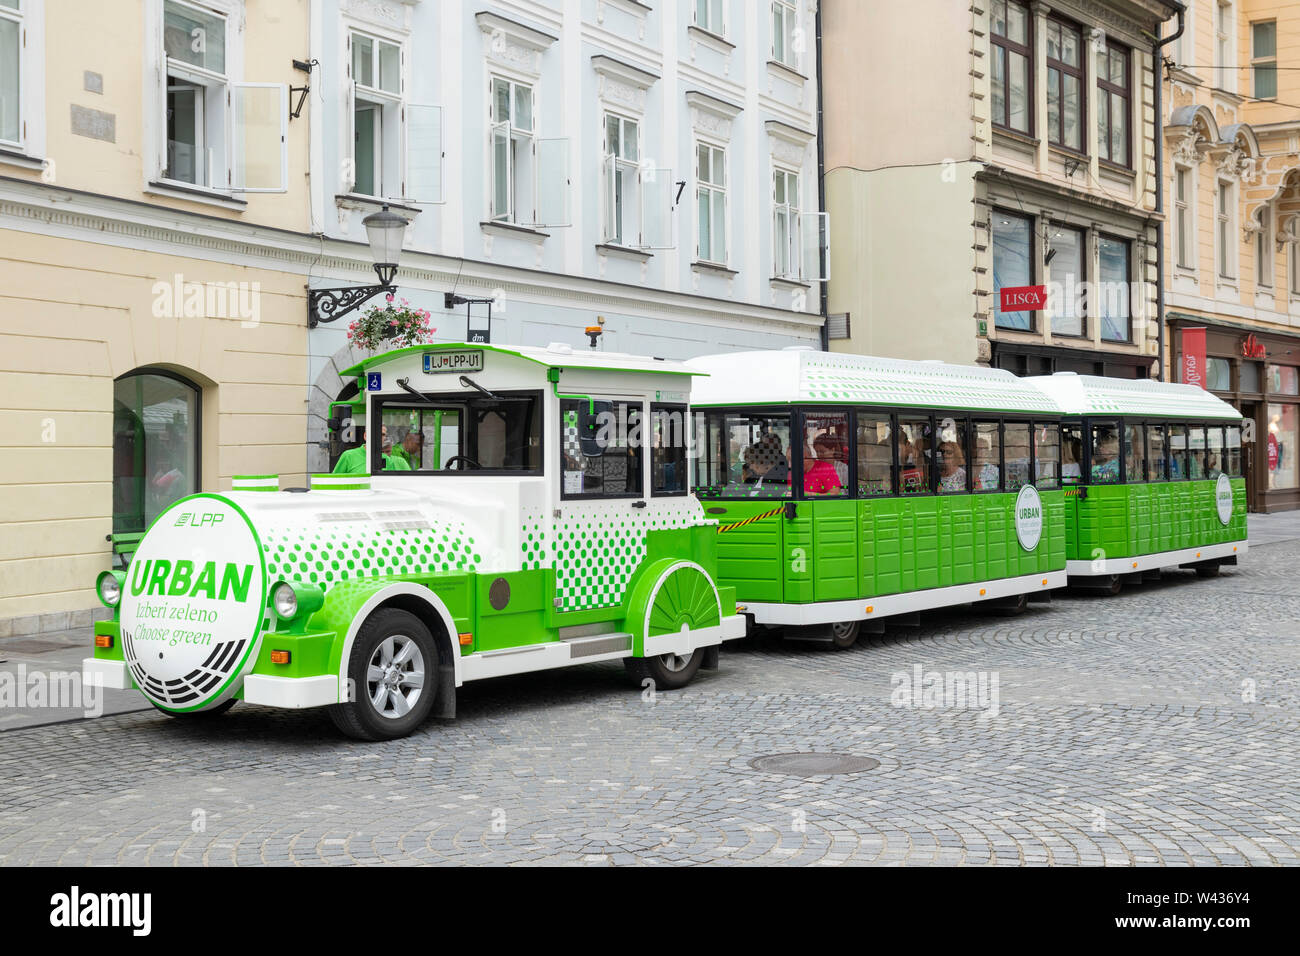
(0, 231, 308, 621)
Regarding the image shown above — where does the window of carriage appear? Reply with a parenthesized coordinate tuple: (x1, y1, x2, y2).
(1061, 423, 1084, 484)
(1225, 423, 1243, 476)
(801, 411, 850, 498)
(1146, 423, 1168, 481)
(856, 415, 895, 497)
(560, 399, 643, 499)
(1046, 17, 1084, 153)
(1032, 422, 1060, 489)
(1098, 235, 1131, 342)
(1096, 39, 1130, 167)
(1004, 422, 1032, 491)
(990, 0, 1032, 135)
(898, 416, 934, 495)
(971, 421, 1002, 491)
(1089, 421, 1121, 484)
(692, 410, 793, 499)
(376, 394, 542, 473)
(650, 404, 688, 496)
(1167, 423, 1190, 479)
(1187, 424, 1208, 480)
(1124, 422, 1145, 482)
(937, 418, 970, 494)
(113, 370, 201, 535)
(1207, 425, 1227, 478)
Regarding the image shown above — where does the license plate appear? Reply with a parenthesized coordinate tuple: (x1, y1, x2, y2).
(423, 351, 484, 374)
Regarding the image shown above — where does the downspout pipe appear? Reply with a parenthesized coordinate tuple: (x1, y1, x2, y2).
(1152, 5, 1186, 381)
(815, 1, 829, 352)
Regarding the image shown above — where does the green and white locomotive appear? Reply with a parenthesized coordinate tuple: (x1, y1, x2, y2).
(86, 343, 744, 739)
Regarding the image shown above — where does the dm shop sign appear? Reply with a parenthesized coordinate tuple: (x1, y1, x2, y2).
(999, 285, 1047, 312)
(424, 350, 484, 374)
(118, 495, 267, 711)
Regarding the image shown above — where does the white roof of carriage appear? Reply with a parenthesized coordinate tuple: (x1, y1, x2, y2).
(687, 349, 1063, 414)
(1028, 373, 1242, 420)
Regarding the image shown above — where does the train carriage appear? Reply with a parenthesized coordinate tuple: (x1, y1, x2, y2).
(85, 343, 745, 740)
(687, 349, 1069, 647)
(1028, 372, 1248, 590)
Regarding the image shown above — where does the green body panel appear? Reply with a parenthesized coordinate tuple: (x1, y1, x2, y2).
(251, 630, 336, 679)
(1066, 479, 1247, 561)
(475, 568, 549, 651)
(93, 620, 123, 661)
(703, 490, 1067, 605)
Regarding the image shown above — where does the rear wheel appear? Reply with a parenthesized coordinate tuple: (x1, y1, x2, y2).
(1100, 574, 1123, 595)
(625, 648, 705, 691)
(1196, 562, 1221, 578)
(329, 609, 437, 741)
(829, 620, 862, 649)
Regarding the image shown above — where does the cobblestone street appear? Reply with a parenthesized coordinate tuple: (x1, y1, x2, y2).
(1, 515, 1297, 866)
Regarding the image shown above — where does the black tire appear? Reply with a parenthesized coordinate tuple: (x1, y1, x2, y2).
(829, 620, 862, 649)
(152, 698, 237, 718)
(1100, 574, 1122, 595)
(990, 593, 1029, 616)
(624, 648, 705, 691)
(1196, 562, 1221, 578)
(329, 608, 438, 741)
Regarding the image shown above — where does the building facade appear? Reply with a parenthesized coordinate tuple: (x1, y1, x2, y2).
(822, 0, 1179, 378)
(303, 0, 828, 472)
(1162, 0, 1300, 512)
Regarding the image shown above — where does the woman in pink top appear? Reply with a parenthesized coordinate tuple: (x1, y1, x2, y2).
(804, 433, 845, 496)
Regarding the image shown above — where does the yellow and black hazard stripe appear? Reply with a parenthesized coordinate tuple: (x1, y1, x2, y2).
(715, 506, 785, 533)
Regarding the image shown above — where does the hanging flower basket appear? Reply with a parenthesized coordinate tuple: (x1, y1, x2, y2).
(347, 296, 436, 352)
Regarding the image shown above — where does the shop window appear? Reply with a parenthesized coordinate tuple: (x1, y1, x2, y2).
(113, 370, 201, 534)
(1206, 357, 1232, 392)
(561, 399, 642, 498)
(856, 416, 895, 497)
(1124, 423, 1145, 482)
(1098, 235, 1130, 342)
(1267, 404, 1298, 490)
(650, 405, 689, 496)
(1146, 423, 1168, 481)
(801, 412, 850, 497)
(693, 411, 792, 499)
(1240, 362, 1261, 393)
(1033, 422, 1060, 489)
(972, 421, 1002, 491)
(1047, 224, 1085, 336)
(993, 210, 1034, 331)
(937, 418, 970, 494)
(1089, 421, 1121, 484)
(1267, 364, 1299, 395)
(898, 417, 933, 495)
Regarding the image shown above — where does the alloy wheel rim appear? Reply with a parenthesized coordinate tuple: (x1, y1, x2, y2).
(365, 634, 425, 719)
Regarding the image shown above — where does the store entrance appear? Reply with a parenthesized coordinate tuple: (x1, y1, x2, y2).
(1241, 402, 1259, 512)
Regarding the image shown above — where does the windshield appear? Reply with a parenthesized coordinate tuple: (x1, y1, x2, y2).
(372, 392, 542, 473)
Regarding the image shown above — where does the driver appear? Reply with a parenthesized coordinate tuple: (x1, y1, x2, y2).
(332, 425, 411, 474)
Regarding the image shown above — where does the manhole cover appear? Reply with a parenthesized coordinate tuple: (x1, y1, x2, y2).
(749, 753, 880, 776)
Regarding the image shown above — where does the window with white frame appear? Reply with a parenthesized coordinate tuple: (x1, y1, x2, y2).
(602, 113, 639, 246)
(1257, 207, 1272, 287)
(162, 0, 229, 187)
(772, 1, 798, 68)
(1175, 166, 1193, 269)
(349, 31, 401, 197)
(696, 141, 726, 264)
(0, 0, 24, 149)
(1215, 1, 1235, 92)
(1290, 219, 1300, 296)
(1252, 20, 1277, 100)
(490, 76, 533, 224)
(1218, 180, 1235, 279)
(694, 0, 724, 36)
(772, 167, 799, 279)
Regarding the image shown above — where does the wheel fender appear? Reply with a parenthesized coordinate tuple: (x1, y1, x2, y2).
(326, 582, 462, 700)
(624, 559, 721, 657)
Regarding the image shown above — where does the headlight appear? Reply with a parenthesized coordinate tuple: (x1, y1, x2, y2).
(96, 570, 124, 608)
(272, 581, 298, 620)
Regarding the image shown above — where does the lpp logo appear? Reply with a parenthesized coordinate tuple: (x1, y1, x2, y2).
(174, 513, 225, 528)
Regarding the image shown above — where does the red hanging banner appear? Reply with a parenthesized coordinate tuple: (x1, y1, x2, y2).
(1181, 327, 1207, 389)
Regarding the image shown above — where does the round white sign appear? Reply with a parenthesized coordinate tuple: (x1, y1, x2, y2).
(1215, 473, 1234, 526)
(1014, 484, 1044, 552)
(118, 495, 267, 712)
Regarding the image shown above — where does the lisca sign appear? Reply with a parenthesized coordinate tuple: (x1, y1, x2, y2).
(999, 285, 1047, 312)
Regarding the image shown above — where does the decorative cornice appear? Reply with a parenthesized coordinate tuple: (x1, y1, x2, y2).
(686, 90, 744, 142)
(591, 55, 659, 91)
(476, 11, 558, 75)
(340, 0, 416, 32)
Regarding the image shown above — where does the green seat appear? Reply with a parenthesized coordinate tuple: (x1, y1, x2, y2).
(106, 532, 145, 569)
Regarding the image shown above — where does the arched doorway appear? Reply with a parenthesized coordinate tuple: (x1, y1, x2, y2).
(113, 369, 201, 534)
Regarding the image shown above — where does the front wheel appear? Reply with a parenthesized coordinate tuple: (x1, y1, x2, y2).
(625, 648, 705, 691)
(829, 620, 862, 649)
(152, 699, 237, 719)
(329, 609, 437, 741)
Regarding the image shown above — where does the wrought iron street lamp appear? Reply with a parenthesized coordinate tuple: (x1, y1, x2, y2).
(307, 205, 409, 328)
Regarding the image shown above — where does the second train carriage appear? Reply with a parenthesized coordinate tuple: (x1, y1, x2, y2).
(1029, 372, 1248, 590)
(687, 349, 1070, 647)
